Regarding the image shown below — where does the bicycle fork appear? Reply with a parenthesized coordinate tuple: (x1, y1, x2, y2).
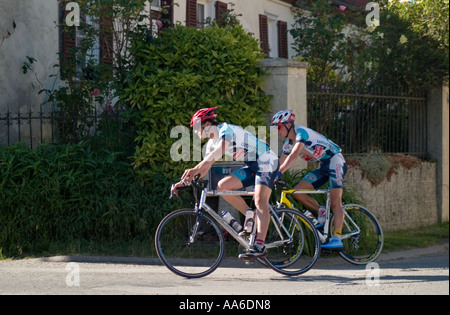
(188, 212, 203, 246)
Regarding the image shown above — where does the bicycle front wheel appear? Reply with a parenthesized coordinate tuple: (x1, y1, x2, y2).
(155, 209, 225, 278)
(338, 204, 384, 265)
(262, 208, 321, 276)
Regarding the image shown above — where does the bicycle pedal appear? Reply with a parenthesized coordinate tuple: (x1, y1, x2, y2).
(321, 248, 344, 253)
(238, 255, 255, 261)
(239, 257, 255, 265)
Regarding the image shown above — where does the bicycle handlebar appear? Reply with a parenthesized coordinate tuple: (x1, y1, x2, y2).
(275, 180, 287, 189)
(170, 175, 209, 202)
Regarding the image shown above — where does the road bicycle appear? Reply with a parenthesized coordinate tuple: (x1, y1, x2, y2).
(275, 182, 384, 265)
(155, 177, 321, 278)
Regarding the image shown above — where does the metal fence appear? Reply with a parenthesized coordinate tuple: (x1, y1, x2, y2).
(307, 87, 428, 158)
(2, 88, 429, 159)
(0, 106, 134, 152)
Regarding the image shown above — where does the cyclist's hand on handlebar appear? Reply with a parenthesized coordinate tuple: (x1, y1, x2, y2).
(274, 171, 282, 183)
(181, 168, 201, 185)
(171, 181, 186, 196)
(273, 172, 287, 188)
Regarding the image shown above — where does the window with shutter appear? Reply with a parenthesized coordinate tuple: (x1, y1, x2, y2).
(100, 11, 114, 70)
(277, 20, 288, 59)
(60, 0, 77, 79)
(197, 3, 206, 28)
(259, 14, 269, 56)
(186, 0, 198, 28)
(215, 1, 228, 25)
(60, 2, 114, 80)
(150, 9, 160, 37)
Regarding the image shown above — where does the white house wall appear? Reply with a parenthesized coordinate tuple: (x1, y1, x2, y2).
(172, 0, 296, 59)
(0, 0, 60, 113)
(236, 0, 296, 59)
(0, 0, 296, 118)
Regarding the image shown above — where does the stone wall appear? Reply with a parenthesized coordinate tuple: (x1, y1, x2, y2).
(345, 162, 438, 231)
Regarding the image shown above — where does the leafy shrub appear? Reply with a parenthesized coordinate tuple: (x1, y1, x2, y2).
(291, 0, 449, 91)
(0, 143, 176, 257)
(122, 24, 272, 179)
(347, 153, 421, 186)
(356, 153, 392, 186)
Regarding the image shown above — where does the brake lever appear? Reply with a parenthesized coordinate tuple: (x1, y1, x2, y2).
(276, 180, 287, 189)
(169, 184, 175, 199)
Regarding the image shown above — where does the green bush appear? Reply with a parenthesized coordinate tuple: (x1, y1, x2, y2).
(0, 143, 175, 257)
(123, 24, 272, 179)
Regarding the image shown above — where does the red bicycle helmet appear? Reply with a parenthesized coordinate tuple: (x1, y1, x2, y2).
(190, 107, 218, 127)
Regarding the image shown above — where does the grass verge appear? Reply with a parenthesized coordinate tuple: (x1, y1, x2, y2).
(383, 221, 449, 252)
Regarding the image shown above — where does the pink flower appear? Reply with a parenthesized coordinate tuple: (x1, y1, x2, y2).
(92, 88, 100, 96)
(155, 19, 163, 29)
(339, 5, 346, 11)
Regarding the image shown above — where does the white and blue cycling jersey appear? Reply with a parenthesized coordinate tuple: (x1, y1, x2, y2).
(205, 123, 271, 163)
(282, 125, 342, 162)
(205, 123, 279, 189)
(282, 125, 346, 189)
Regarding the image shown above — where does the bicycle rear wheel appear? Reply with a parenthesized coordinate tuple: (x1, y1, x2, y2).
(338, 204, 384, 265)
(155, 209, 225, 278)
(261, 208, 321, 276)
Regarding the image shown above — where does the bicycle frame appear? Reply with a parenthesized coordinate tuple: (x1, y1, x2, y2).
(194, 188, 296, 253)
(280, 188, 370, 246)
(279, 189, 330, 243)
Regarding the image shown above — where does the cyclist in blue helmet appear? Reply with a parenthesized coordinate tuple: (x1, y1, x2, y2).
(271, 110, 347, 250)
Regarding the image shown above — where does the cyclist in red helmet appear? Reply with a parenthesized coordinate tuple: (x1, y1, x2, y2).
(172, 107, 279, 259)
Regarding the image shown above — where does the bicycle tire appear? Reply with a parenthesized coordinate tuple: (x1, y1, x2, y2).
(155, 209, 225, 278)
(337, 204, 384, 265)
(261, 208, 321, 276)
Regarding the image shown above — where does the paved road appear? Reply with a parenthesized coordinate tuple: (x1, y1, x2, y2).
(0, 244, 448, 295)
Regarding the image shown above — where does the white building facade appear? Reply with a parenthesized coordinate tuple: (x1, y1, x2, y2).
(163, 0, 297, 59)
(0, 0, 296, 110)
(0, 0, 297, 145)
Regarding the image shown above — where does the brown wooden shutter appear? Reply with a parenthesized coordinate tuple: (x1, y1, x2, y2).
(161, 0, 174, 29)
(278, 21, 288, 59)
(100, 10, 114, 70)
(186, 0, 198, 28)
(259, 14, 269, 56)
(60, 0, 77, 79)
(215, 1, 228, 25)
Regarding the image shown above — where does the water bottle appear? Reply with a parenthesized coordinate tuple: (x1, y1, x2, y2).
(303, 210, 319, 226)
(222, 211, 243, 232)
(243, 209, 256, 234)
(318, 206, 327, 224)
